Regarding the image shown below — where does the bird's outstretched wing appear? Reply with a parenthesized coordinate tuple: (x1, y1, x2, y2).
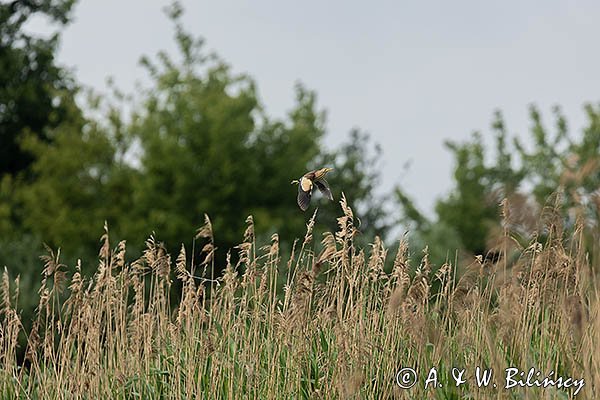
(297, 183, 312, 211)
(314, 179, 333, 201)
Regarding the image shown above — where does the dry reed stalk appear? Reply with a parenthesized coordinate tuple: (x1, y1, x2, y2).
(0, 196, 598, 398)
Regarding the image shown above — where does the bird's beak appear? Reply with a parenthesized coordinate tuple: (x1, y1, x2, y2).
(291, 180, 299, 185)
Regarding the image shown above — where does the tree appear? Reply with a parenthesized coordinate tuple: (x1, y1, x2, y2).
(17, 104, 134, 258)
(315, 129, 390, 243)
(6, 1, 393, 277)
(120, 4, 392, 265)
(396, 103, 600, 264)
(250, 83, 327, 242)
(0, 0, 84, 339)
(0, 0, 78, 177)
(0, 0, 80, 245)
(121, 5, 330, 262)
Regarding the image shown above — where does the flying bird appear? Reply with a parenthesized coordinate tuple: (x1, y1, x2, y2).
(291, 167, 334, 211)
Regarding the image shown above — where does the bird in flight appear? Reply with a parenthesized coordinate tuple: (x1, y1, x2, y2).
(291, 167, 334, 211)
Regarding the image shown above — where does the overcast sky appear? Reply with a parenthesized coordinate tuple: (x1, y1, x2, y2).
(29, 0, 600, 217)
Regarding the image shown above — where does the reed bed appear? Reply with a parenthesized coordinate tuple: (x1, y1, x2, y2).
(0, 195, 598, 399)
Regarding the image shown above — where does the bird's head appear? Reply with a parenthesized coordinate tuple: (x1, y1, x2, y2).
(315, 167, 334, 179)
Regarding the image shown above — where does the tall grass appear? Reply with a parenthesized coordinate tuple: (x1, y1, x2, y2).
(0, 194, 598, 399)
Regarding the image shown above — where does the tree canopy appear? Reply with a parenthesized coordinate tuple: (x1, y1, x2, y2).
(397, 104, 600, 265)
(0, 0, 78, 177)
(1, 3, 390, 271)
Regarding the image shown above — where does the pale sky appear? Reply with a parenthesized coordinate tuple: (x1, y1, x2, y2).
(28, 0, 600, 217)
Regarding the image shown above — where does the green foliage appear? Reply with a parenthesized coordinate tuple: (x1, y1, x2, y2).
(0, 0, 77, 177)
(0, 234, 43, 321)
(316, 129, 390, 242)
(435, 132, 499, 255)
(0, 0, 80, 331)
(1, 1, 390, 283)
(0, 0, 81, 284)
(251, 83, 327, 241)
(395, 189, 462, 265)
(121, 10, 390, 261)
(397, 104, 600, 263)
(18, 111, 132, 258)
(514, 106, 569, 202)
(0, 175, 16, 237)
(125, 16, 326, 258)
